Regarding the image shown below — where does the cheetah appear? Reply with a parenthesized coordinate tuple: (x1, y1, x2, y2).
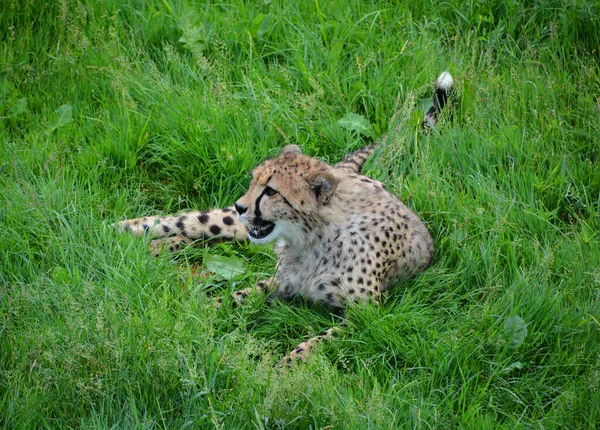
(117, 72, 454, 363)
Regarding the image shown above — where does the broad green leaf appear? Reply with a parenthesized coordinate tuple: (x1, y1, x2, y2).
(503, 361, 524, 374)
(504, 315, 528, 348)
(50, 266, 70, 283)
(249, 13, 266, 38)
(257, 14, 274, 38)
(50, 103, 73, 131)
(204, 254, 246, 280)
(8, 97, 27, 117)
(337, 113, 375, 138)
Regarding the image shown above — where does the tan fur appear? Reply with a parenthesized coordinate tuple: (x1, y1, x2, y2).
(117, 146, 434, 309)
(234, 145, 434, 308)
(115, 72, 453, 363)
(116, 147, 434, 363)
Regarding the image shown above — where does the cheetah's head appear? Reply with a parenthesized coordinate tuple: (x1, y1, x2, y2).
(234, 145, 338, 245)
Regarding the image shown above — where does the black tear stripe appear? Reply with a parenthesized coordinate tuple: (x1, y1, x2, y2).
(254, 187, 272, 218)
(254, 187, 296, 220)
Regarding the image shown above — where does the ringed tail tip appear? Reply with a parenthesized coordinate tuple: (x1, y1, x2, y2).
(436, 71, 454, 92)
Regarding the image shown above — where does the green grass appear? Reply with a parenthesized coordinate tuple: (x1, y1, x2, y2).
(1, 0, 599, 428)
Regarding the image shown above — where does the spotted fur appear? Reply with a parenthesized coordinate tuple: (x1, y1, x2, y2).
(118, 207, 248, 255)
(116, 72, 453, 363)
(231, 144, 434, 307)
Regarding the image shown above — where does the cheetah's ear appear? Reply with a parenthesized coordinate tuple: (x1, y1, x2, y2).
(281, 145, 302, 155)
(308, 172, 337, 205)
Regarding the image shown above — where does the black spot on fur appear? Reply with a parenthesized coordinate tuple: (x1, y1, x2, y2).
(210, 225, 222, 235)
(175, 216, 186, 231)
(197, 213, 210, 224)
(223, 216, 234, 226)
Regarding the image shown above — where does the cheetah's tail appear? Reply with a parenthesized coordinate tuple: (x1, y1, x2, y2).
(336, 71, 455, 173)
(334, 142, 378, 174)
(421, 71, 454, 129)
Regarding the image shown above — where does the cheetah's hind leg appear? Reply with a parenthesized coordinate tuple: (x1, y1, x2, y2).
(148, 235, 192, 257)
(279, 327, 340, 366)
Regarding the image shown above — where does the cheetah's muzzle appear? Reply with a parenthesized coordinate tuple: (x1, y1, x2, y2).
(247, 218, 275, 240)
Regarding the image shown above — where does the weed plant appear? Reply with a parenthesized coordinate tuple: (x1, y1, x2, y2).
(1, 0, 599, 428)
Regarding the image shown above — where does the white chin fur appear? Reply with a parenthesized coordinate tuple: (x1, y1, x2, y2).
(436, 71, 454, 91)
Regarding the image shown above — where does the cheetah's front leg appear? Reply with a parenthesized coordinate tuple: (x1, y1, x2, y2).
(115, 206, 249, 250)
(214, 279, 278, 308)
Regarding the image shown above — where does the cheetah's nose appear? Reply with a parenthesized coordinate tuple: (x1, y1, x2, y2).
(234, 202, 247, 215)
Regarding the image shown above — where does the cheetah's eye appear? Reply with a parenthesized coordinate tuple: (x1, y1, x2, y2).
(264, 186, 278, 197)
